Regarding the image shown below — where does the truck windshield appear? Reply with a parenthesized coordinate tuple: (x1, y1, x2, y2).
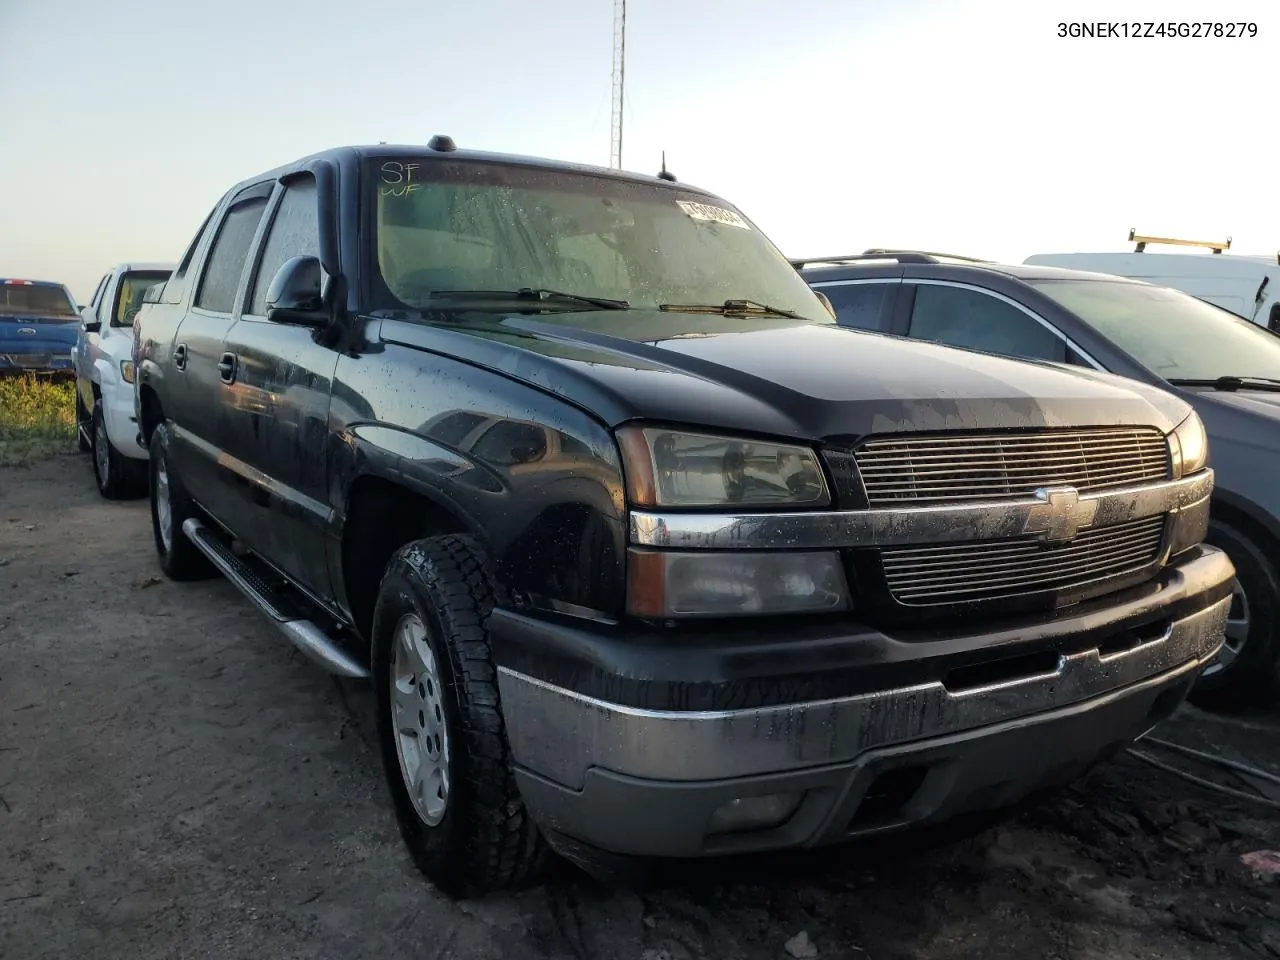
(0, 283, 77, 319)
(1030, 278, 1280, 381)
(365, 157, 831, 324)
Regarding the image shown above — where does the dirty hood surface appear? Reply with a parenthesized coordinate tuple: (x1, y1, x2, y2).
(378, 311, 1190, 442)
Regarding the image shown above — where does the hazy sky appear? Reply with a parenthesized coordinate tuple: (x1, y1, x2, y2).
(1, 0, 1275, 301)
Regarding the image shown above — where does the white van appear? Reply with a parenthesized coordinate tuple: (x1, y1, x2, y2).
(1026, 231, 1280, 330)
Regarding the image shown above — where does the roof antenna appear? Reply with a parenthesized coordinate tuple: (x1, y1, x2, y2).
(657, 151, 676, 182)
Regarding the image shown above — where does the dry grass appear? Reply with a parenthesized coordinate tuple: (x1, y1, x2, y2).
(0, 375, 78, 467)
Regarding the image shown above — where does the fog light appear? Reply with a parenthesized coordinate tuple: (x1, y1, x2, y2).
(707, 792, 803, 835)
(627, 548, 851, 618)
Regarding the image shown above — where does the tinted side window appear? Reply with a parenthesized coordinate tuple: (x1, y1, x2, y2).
(1065, 346, 1093, 367)
(817, 282, 893, 331)
(247, 179, 321, 316)
(89, 274, 109, 312)
(908, 284, 1067, 362)
(162, 204, 220, 304)
(195, 197, 269, 314)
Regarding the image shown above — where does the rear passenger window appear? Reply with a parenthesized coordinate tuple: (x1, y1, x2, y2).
(817, 282, 893, 331)
(162, 205, 220, 305)
(908, 284, 1067, 363)
(195, 197, 269, 314)
(247, 178, 321, 316)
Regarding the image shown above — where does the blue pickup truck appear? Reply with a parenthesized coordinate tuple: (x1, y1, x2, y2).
(0, 278, 80, 375)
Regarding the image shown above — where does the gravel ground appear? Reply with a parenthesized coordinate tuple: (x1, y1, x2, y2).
(2, 454, 1278, 960)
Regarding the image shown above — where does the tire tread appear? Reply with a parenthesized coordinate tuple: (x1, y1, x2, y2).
(380, 535, 547, 896)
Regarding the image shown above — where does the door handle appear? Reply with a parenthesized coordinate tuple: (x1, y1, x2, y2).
(173, 343, 187, 370)
(218, 352, 238, 384)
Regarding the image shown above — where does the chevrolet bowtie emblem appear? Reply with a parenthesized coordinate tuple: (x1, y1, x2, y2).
(1023, 485, 1097, 544)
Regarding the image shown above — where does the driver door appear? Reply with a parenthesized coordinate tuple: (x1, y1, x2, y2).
(217, 173, 337, 597)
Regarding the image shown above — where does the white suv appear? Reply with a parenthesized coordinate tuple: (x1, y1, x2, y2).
(73, 262, 174, 498)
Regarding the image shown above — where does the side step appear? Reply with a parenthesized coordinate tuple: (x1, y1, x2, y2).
(180, 518, 370, 679)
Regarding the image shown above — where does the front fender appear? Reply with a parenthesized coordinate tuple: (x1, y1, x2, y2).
(340, 424, 487, 536)
(331, 415, 628, 620)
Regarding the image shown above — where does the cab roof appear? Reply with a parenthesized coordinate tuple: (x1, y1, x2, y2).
(795, 256, 1149, 285)
(235, 142, 720, 201)
(115, 262, 176, 273)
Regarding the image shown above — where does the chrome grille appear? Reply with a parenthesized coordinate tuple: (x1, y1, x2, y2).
(881, 515, 1167, 605)
(853, 428, 1170, 505)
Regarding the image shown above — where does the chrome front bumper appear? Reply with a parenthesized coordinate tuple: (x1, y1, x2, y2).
(499, 592, 1229, 788)
(497, 544, 1233, 859)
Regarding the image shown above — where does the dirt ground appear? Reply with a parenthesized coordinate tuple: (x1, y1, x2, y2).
(2, 455, 1278, 960)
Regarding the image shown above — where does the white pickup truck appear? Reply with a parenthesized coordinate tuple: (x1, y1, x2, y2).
(72, 262, 173, 498)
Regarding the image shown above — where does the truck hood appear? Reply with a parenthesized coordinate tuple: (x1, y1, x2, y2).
(1177, 387, 1280, 420)
(1173, 387, 1280, 461)
(376, 311, 1190, 441)
(0, 314, 79, 346)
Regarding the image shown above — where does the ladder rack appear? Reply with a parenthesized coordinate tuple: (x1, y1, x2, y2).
(1129, 228, 1231, 255)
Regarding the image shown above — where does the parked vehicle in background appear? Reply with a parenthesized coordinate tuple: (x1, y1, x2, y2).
(72, 262, 174, 497)
(799, 250, 1279, 707)
(1026, 230, 1280, 330)
(0, 278, 79, 376)
(133, 143, 1232, 897)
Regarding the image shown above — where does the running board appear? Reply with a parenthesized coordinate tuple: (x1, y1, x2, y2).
(180, 518, 370, 679)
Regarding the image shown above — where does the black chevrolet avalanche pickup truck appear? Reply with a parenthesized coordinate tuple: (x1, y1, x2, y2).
(133, 141, 1235, 897)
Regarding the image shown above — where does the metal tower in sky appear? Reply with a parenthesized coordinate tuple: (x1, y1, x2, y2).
(610, 0, 626, 169)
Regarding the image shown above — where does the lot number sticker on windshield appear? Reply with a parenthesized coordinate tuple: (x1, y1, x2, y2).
(676, 200, 751, 229)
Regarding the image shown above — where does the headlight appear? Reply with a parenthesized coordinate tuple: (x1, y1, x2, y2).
(626, 548, 851, 618)
(1168, 411, 1208, 478)
(616, 426, 830, 508)
(120, 360, 136, 384)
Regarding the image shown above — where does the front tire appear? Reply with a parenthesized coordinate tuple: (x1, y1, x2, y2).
(1189, 518, 1280, 709)
(148, 422, 214, 581)
(371, 535, 547, 898)
(91, 400, 145, 500)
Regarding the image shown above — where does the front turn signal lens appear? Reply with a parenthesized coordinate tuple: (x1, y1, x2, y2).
(626, 548, 851, 618)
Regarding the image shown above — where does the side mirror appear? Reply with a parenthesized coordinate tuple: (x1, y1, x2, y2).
(82, 308, 101, 334)
(265, 255, 328, 327)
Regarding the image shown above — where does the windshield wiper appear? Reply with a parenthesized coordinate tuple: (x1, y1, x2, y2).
(659, 299, 803, 319)
(426, 288, 629, 311)
(1167, 376, 1280, 392)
